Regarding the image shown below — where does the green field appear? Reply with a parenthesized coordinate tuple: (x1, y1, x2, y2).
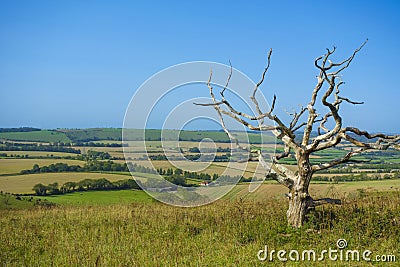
(386, 158, 400, 163)
(0, 158, 84, 175)
(0, 150, 79, 158)
(54, 128, 277, 143)
(61, 128, 123, 142)
(36, 189, 153, 205)
(0, 193, 35, 209)
(0, 130, 70, 143)
(0, 172, 129, 194)
(145, 160, 266, 178)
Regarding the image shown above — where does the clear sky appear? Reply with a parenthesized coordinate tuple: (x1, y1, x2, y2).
(0, 0, 399, 132)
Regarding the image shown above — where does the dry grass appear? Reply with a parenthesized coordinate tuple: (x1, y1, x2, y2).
(0, 158, 85, 175)
(229, 180, 400, 200)
(142, 161, 267, 178)
(0, 192, 399, 266)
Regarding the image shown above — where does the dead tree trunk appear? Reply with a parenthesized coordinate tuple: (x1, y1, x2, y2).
(286, 151, 312, 227)
(287, 190, 312, 228)
(197, 40, 400, 227)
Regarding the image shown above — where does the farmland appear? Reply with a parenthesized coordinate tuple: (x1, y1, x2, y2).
(0, 128, 276, 143)
(0, 172, 131, 194)
(2, 1, 400, 265)
(39, 179, 400, 206)
(0, 130, 71, 143)
(1, 128, 399, 195)
(0, 128, 399, 266)
(0, 158, 84, 175)
(0, 150, 79, 158)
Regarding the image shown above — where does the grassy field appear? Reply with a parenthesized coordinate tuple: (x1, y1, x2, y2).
(0, 158, 84, 175)
(0, 193, 35, 209)
(36, 189, 154, 205)
(386, 158, 400, 163)
(0, 172, 129, 194)
(0, 128, 274, 144)
(0, 130, 70, 143)
(125, 140, 232, 149)
(0, 150, 79, 158)
(1, 155, 399, 195)
(1, 129, 399, 265)
(0, 191, 399, 266)
(4, 179, 399, 208)
(139, 160, 267, 178)
(60, 128, 123, 142)
(76, 146, 125, 158)
(56, 128, 278, 143)
(227, 179, 400, 200)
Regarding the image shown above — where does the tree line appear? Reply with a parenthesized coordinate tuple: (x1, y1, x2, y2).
(0, 127, 41, 132)
(0, 142, 81, 154)
(150, 153, 230, 162)
(20, 161, 157, 175)
(313, 172, 399, 182)
(32, 178, 141, 196)
(80, 150, 111, 160)
(73, 142, 125, 147)
(315, 163, 400, 173)
(157, 167, 217, 181)
(188, 147, 231, 153)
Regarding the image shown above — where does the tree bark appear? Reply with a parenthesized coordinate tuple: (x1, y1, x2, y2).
(286, 151, 313, 228)
(287, 190, 312, 228)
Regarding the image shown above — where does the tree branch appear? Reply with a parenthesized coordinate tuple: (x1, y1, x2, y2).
(303, 41, 371, 151)
(220, 60, 232, 96)
(311, 198, 342, 206)
(312, 147, 367, 172)
(257, 150, 295, 189)
(202, 69, 248, 151)
(274, 145, 291, 160)
(328, 39, 368, 76)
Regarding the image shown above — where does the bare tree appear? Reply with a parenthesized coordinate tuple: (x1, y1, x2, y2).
(197, 40, 400, 228)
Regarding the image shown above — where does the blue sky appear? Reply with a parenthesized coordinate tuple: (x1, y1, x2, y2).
(0, 0, 399, 132)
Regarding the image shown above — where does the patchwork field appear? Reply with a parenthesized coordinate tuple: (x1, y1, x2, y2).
(134, 160, 268, 178)
(0, 128, 399, 266)
(0, 158, 84, 175)
(0, 150, 79, 158)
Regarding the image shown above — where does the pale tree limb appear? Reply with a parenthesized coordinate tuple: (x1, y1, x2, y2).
(289, 106, 307, 131)
(274, 144, 291, 160)
(197, 41, 399, 222)
(312, 147, 368, 172)
(303, 40, 368, 148)
(220, 60, 232, 96)
(311, 198, 342, 206)
(203, 69, 248, 151)
(194, 51, 299, 151)
(251, 48, 273, 125)
(257, 150, 295, 189)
